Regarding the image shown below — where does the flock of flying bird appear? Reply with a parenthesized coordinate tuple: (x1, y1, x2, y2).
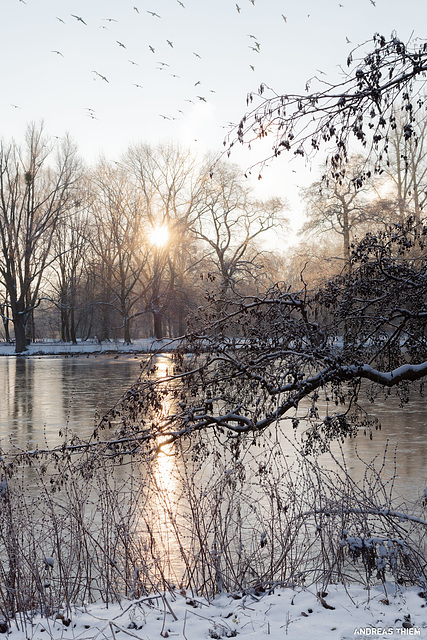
(12, 0, 377, 127)
(52, 2, 227, 124)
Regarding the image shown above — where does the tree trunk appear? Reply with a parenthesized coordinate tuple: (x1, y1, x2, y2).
(70, 307, 77, 344)
(124, 317, 132, 344)
(13, 312, 27, 353)
(153, 310, 163, 340)
(1, 303, 11, 342)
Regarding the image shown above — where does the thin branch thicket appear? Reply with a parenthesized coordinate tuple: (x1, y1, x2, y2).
(1, 418, 426, 632)
(224, 34, 427, 181)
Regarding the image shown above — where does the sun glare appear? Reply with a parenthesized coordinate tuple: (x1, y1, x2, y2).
(149, 225, 169, 248)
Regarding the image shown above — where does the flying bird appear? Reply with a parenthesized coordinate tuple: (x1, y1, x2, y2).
(249, 46, 260, 53)
(56, 17, 65, 23)
(71, 14, 87, 25)
(346, 36, 351, 43)
(177, 0, 185, 6)
(249, 0, 255, 4)
(149, 45, 155, 53)
(128, 60, 138, 65)
(197, 96, 207, 102)
(281, 14, 287, 22)
(133, 6, 139, 12)
(51, 50, 64, 56)
(92, 70, 109, 82)
(10, 104, 20, 109)
(236, 3, 241, 12)
(116, 41, 126, 48)
(167, 40, 173, 47)
(194, 80, 201, 86)
(370, 0, 376, 4)
(249, 64, 255, 71)
(159, 114, 170, 120)
(193, 52, 201, 58)
(133, 83, 143, 88)
(247, 34, 257, 39)
(103, 18, 118, 22)
(147, 10, 161, 17)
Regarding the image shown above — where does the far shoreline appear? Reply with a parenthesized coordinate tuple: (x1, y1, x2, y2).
(0, 338, 176, 357)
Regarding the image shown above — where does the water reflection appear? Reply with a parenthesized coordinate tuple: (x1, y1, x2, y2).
(0, 355, 143, 450)
(0, 353, 426, 502)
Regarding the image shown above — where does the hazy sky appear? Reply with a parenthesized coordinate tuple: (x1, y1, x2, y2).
(1, 0, 427, 234)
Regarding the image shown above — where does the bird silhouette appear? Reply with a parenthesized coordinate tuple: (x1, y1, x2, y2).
(116, 41, 126, 48)
(149, 45, 155, 53)
(133, 6, 139, 12)
(92, 70, 109, 82)
(56, 17, 65, 23)
(194, 80, 201, 86)
(193, 52, 201, 58)
(249, 0, 255, 4)
(147, 10, 161, 17)
(177, 0, 185, 6)
(236, 4, 241, 12)
(103, 18, 118, 22)
(281, 14, 287, 22)
(249, 46, 260, 53)
(128, 60, 138, 65)
(249, 64, 255, 71)
(159, 114, 170, 120)
(167, 40, 173, 47)
(346, 36, 351, 43)
(51, 50, 64, 56)
(71, 14, 87, 25)
(370, 0, 376, 5)
(197, 96, 207, 102)
(133, 83, 143, 88)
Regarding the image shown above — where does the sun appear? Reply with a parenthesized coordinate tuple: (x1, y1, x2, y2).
(149, 225, 169, 248)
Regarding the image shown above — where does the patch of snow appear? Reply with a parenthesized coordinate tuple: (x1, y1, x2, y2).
(5, 584, 427, 639)
(0, 338, 175, 356)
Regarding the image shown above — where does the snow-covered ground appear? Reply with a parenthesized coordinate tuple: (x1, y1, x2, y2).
(0, 338, 175, 356)
(10, 584, 427, 639)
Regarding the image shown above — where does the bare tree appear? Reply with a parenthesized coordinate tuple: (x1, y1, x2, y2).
(0, 125, 81, 352)
(300, 155, 382, 266)
(124, 143, 205, 339)
(193, 162, 287, 301)
(378, 110, 427, 221)
(50, 206, 90, 343)
(88, 161, 149, 344)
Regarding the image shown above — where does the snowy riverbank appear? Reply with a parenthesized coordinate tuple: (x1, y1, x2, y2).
(0, 338, 175, 356)
(8, 583, 427, 639)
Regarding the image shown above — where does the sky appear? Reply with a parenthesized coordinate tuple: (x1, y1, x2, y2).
(2, 0, 427, 237)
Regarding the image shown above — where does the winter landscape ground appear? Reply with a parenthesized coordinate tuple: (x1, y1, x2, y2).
(8, 584, 427, 639)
